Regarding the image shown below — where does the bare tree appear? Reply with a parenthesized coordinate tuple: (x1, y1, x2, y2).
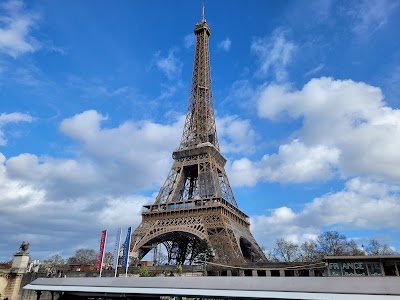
(68, 248, 98, 265)
(47, 254, 65, 266)
(270, 231, 397, 263)
(299, 240, 321, 262)
(42, 254, 65, 272)
(273, 238, 299, 262)
(316, 231, 366, 256)
(345, 239, 365, 256)
(365, 239, 397, 256)
(264, 250, 279, 262)
(261, 246, 278, 262)
(316, 231, 349, 256)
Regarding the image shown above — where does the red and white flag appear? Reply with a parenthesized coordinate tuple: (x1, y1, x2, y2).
(96, 230, 107, 271)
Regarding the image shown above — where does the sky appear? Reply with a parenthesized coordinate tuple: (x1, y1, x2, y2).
(1, 0, 400, 262)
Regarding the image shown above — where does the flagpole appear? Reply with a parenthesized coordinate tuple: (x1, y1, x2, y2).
(125, 230, 132, 277)
(99, 230, 107, 277)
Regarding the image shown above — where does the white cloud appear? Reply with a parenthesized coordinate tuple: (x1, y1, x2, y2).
(236, 77, 400, 185)
(0, 151, 149, 259)
(0, 0, 40, 58)
(183, 34, 195, 49)
(153, 49, 182, 80)
(251, 177, 400, 249)
(228, 158, 259, 187)
(3, 111, 185, 208)
(350, 0, 400, 34)
(228, 80, 255, 100)
(251, 29, 296, 82)
(13, 64, 45, 86)
(218, 37, 231, 52)
(228, 140, 339, 186)
(222, 80, 257, 111)
(259, 140, 339, 183)
(0, 109, 187, 260)
(4, 110, 253, 203)
(99, 195, 151, 227)
(0, 112, 33, 145)
(217, 115, 257, 155)
(60, 110, 108, 141)
(156, 80, 184, 100)
(304, 63, 325, 77)
(10, 110, 182, 197)
(0, 112, 32, 125)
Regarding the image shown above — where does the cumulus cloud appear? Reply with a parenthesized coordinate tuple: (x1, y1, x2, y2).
(0, 152, 150, 258)
(218, 37, 232, 52)
(153, 49, 182, 80)
(251, 177, 400, 249)
(261, 141, 339, 183)
(5, 110, 184, 199)
(99, 195, 150, 227)
(228, 75, 400, 250)
(217, 115, 257, 155)
(227, 158, 258, 187)
(0, 0, 40, 58)
(0, 112, 33, 145)
(227, 77, 400, 186)
(60, 110, 108, 141)
(0, 110, 187, 260)
(229, 140, 339, 186)
(5, 110, 254, 193)
(251, 29, 296, 82)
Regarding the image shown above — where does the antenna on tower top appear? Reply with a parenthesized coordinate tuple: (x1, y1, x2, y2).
(202, 3, 205, 22)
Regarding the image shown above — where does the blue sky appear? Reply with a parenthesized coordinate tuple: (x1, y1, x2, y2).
(1, 0, 400, 261)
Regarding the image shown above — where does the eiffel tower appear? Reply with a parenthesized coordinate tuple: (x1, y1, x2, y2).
(130, 7, 266, 265)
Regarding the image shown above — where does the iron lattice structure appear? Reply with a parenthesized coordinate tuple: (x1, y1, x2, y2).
(130, 8, 266, 265)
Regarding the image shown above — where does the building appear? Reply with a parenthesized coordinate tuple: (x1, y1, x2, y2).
(324, 255, 400, 277)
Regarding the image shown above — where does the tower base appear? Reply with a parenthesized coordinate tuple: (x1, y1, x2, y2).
(131, 199, 266, 265)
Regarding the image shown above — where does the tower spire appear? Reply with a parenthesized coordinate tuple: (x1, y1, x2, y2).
(202, 3, 205, 22)
(180, 3, 214, 151)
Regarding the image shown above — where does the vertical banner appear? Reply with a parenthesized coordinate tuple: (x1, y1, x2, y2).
(112, 228, 122, 271)
(96, 230, 107, 274)
(122, 227, 132, 270)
